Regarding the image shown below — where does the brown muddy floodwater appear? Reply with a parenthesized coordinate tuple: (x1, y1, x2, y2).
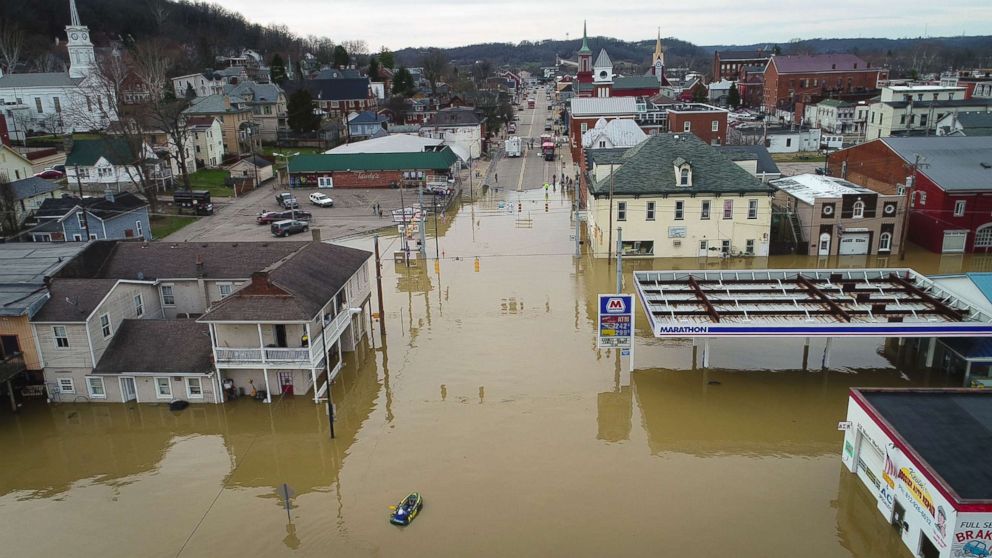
(0, 184, 983, 557)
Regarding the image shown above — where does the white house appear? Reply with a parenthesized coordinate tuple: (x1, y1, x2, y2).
(581, 118, 648, 150)
(764, 128, 822, 153)
(187, 116, 224, 168)
(420, 107, 484, 159)
(64, 138, 164, 190)
(0, 143, 34, 182)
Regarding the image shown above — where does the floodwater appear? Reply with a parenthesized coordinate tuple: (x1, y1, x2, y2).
(1, 110, 986, 558)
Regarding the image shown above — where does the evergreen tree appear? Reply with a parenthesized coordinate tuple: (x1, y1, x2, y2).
(184, 82, 197, 100)
(379, 48, 395, 69)
(368, 57, 380, 81)
(333, 45, 349, 68)
(287, 89, 321, 133)
(727, 83, 741, 109)
(270, 53, 288, 85)
(391, 67, 415, 96)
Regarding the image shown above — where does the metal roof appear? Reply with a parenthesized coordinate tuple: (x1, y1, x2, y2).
(771, 174, 877, 205)
(326, 134, 443, 155)
(0, 72, 83, 88)
(593, 49, 613, 69)
(771, 54, 875, 74)
(581, 118, 648, 149)
(881, 136, 992, 192)
(289, 148, 458, 173)
(0, 243, 88, 318)
(570, 97, 638, 117)
(634, 268, 992, 338)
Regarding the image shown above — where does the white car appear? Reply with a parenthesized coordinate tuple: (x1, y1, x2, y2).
(309, 192, 334, 207)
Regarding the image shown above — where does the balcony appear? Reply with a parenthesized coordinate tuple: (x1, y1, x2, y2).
(212, 309, 360, 369)
(0, 354, 26, 382)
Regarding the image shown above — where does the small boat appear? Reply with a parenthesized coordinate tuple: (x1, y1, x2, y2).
(389, 492, 423, 526)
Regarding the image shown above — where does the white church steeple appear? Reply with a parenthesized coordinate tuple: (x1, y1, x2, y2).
(66, 0, 95, 79)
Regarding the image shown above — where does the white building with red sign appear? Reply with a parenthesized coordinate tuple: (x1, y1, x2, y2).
(842, 388, 992, 558)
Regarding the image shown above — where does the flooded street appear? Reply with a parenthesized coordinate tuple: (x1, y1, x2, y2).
(1, 109, 986, 557)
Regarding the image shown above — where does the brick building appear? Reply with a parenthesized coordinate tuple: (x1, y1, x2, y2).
(568, 97, 638, 162)
(827, 136, 992, 253)
(712, 50, 772, 82)
(288, 148, 458, 189)
(666, 103, 728, 145)
(763, 54, 887, 116)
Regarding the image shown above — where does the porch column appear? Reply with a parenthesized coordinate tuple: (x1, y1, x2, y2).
(257, 324, 267, 366)
(925, 337, 937, 368)
(263, 368, 272, 404)
(964, 361, 973, 387)
(702, 338, 710, 368)
(822, 337, 832, 369)
(6, 380, 16, 412)
(311, 368, 318, 403)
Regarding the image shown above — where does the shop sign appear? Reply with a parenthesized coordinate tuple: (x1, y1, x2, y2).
(897, 466, 936, 518)
(598, 295, 633, 349)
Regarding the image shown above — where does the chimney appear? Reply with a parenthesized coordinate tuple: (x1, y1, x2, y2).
(195, 255, 204, 277)
(104, 190, 115, 203)
(311, 228, 322, 243)
(223, 95, 231, 109)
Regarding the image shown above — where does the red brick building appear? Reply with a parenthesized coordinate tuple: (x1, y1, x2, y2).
(666, 104, 728, 145)
(567, 97, 638, 162)
(827, 136, 992, 253)
(712, 50, 772, 82)
(763, 54, 887, 115)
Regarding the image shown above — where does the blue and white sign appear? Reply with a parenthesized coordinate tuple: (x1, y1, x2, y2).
(598, 294, 633, 349)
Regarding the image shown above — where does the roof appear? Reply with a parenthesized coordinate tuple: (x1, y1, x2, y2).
(569, 97, 638, 117)
(348, 111, 388, 124)
(65, 138, 137, 167)
(6, 177, 62, 201)
(585, 148, 628, 167)
(36, 192, 148, 221)
(223, 81, 282, 103)
(588, 133, 769, 196)
(230, 155, 272, 169)
(54, 240, 307, 281)
(93, 319, 213, 375)
(939, 337, 992, 361)
(425, 107, 482, 127)
(881, 136, 992, 192)
(32, 278, 119, 322)
(326, 134, 443, 155)
(613, 76, 661, 91)
(771, 54, 874, 74)
(882, 98, 992, 110)
(856, 389, 992, 502)
(284, 78, 371, 102)
(0, 72, 83, 88)
(945, 111, 992, 136)
(771, 174, 876, 204)
(582, 118, 648, 149)
(593, 49, 613, 69)
(183, 94, 250, 115)
(817, 99, 853, 108)
(199, 242, 371, 322)
(0, 243, 88, 318)
(289, 148, 458, 173)
(717, 50, 772, 62)
(184, 116, 219, 129)
(716, 145, 781, 175)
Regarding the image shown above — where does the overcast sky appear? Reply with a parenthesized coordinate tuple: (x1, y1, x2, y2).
(220, 0, 990, 50)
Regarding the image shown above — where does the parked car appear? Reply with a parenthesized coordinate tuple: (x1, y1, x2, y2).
(275, 192, 299, 209)
(425, 182, 453, 195)
(271, 219, 309, 237)
(34, 169, 65, 179)
(309, 192, 334, 207)
(257, 210, 312, 224)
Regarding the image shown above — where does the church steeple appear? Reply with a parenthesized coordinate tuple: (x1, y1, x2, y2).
(579, 20, 591, 54)
(652, 27, 665, 66)
(66, 0, 95, 79)
(577, 20, 593, 82)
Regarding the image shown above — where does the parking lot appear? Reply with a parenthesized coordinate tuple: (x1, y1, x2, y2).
(163, 182, 456, 242)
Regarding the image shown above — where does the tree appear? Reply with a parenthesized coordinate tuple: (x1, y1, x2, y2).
(385, 95, 410, 123)
(422, 48, 448, 96)
(727, 83, 741, 109)
(184, 82, 196, 100)
(287, 89, 320, 133)
(367, 56, 380, 81)
(332, 45, 349, 68)
(772, 44, 782, 56)
(391, 67, 415, 96)
(270, 53, 288, 85)
(0, 176, 20, 238)
(0, 23, 23, 74)
(379, 48, 395, 69)
(692, 84, 707, 103)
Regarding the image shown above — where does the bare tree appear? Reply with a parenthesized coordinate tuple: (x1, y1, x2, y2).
(0, 23, 24, 74)
(31, 52, 63, 73)
(422, 48, 449, 96)
(0, 174, 20, 238)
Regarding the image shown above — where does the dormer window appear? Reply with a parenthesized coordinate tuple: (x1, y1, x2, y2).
(853, 200, 865, 219)
(674, 158, 693, 187)
(680, 167, 690, 186)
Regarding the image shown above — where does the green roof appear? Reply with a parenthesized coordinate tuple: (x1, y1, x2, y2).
(817, 98, 852, 108)
(288, 148, 458, 173)
(588, 134, 771, 196)
(579, 21, 591, 54)
(65, 138, 135, 167)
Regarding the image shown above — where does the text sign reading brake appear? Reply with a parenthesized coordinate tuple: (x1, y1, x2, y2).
(598, 294, 633, 349)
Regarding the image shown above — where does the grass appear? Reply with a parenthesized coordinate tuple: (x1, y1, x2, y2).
(770, 152, 827, 163)
(151, 215, 197, 239)
(188, 169, 235, 197)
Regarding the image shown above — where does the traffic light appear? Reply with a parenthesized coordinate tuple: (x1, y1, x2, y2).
(474, 257, 480, 273)
(517, 202, 522, 213)
(544, 202, 549, 213)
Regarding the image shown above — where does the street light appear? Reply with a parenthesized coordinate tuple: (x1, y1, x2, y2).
(273, 151, 300, 187)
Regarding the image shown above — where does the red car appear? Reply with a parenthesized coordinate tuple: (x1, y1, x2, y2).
(257, 210, 312, 224)
(34, 169, 65, 180)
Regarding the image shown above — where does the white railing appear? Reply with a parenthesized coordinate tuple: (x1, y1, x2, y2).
(322, 309, 355, 341)
(215, 337, 325, 366)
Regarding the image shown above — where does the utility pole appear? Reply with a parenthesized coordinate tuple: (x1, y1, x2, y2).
(607, 170, 615, 264)
(433, 197, 440, 259)
(616, 227, 623, 294)
(374, 234, 386, 338)
(399, 185, 409, 267)
(418, 180, 426, 258)
(573, 185, 581, 257)
(73, 165, 90, 239)
(899, 153, 928, 261)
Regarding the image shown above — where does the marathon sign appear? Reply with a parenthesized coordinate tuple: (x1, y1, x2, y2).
(650, 322, 992, 338)
(598, 295, 633, 349)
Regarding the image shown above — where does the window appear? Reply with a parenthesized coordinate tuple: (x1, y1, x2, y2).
(701, 200, 711, 220)
(920, 115, 927, 127)
(86, 377, 106, 399)
(318, 176, 333, 188)
(133, 294, 144, 317)
(53, 326, 69, 348)
(135, 220, 143, 238)
(721, 240, 731, 254)
(683, 121, 691, 132)
(76, 213, 86, 229)
(745, 239, 755, 254)
(186, 377, 204, 399)
(219, 283, 233, 298)
(900, 114, 906, 125)
(86, 96, 92, 111)
(723, 199, 733, 220)
(646, 202, 656, 221)
(954, 200, 966, 217)
(72, 234, 83, 241)
(580, 123, 588, 133)
(674, 201, 684, 220)
(617, 202, 627, 221)
(99, 313, 112, 338)
(853, 200, 865, 218)
(155, 377, 172, 399)
(919, 192, 927, 206)
(711, 120, 719, 132)
(879, 232, 892, 251)
(53, 97, 61, 113)
(975, 224, 992, 248)
(747, 199, 758, 219)
(699, 240, 708, 252)
(58, 377, 75, 394)
(896, 185, 906, 196)
(161, 285, 175, 306)
(35, 97, 43, 113)
(680, 168, 690, 186)
(785, 138, 792, 147)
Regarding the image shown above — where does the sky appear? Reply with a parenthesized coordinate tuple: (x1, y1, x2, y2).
(219, 0, 992, 49)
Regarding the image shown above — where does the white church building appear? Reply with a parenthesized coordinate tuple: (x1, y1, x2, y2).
(0, 0, 115, 140)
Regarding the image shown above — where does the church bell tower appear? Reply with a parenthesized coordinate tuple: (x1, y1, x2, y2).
(66, 0, 96, 79)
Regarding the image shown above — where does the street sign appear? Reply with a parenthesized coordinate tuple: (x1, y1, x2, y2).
(837, 421, 852, 431)
(598, 294, 633, 349)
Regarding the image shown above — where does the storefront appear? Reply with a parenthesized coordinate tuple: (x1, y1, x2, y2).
(842, 389, 992, 558)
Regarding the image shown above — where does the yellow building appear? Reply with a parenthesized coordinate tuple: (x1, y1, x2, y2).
(0, 143, 34, 182)
(585, 134, 773, 258)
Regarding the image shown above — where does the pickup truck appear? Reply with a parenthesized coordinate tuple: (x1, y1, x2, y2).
(275, 192, 299, 209)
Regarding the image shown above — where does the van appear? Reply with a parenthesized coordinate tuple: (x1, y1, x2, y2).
(173, 190, 214, 215)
